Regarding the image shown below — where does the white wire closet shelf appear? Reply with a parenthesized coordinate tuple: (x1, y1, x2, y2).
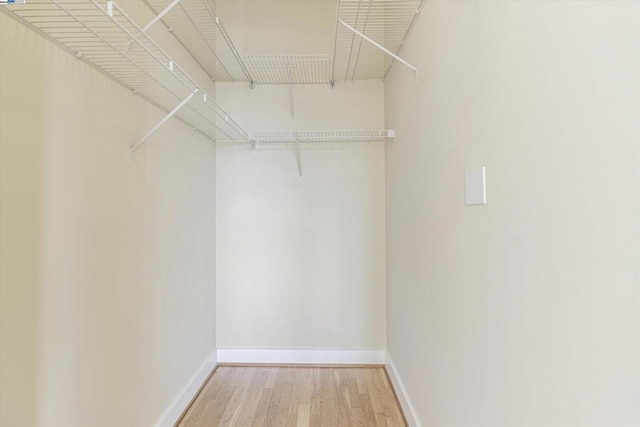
(250, 130, 395, 143)
(143, 0, 253, 84)
(244, 55, 332, 85)
(142, 0, 424, 85)
(332, 0, 425, 82)
(144, 1, 332, 86)
(1, 0, 250, 149)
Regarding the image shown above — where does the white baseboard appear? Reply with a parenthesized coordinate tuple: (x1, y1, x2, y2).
(217, 348, 385, 365)
(385, 351, 422, 427)
(156, 350, 217, 427)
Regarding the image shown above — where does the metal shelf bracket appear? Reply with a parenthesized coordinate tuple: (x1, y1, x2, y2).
(295, 139, 303, 181)
(131, 89, 199, 155)
(337, 20, 417, 75)
(143, 0, 181, 32)
(287, 63, 294, 118)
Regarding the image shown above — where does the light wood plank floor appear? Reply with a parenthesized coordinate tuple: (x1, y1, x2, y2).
(178, 366, 407, 427)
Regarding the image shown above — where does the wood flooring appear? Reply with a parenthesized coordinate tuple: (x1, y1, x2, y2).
(177, 365, 407, 427)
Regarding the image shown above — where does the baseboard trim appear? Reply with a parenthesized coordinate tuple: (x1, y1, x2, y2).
(385, 351, 422, 427)
(156, 350, 217, 427)
(217, 348, 386, 365)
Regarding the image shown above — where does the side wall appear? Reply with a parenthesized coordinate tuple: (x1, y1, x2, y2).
(0, 3, 217, 426)
(215, 82, 386, 357)
(384, 1, 640, 426)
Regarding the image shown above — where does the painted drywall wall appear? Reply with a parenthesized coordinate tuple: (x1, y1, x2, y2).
(0, 2, 217, 425)
(216, 82, 386, 352)
(384, 1, 640, 426)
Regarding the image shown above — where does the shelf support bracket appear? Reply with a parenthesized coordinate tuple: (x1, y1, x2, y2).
(143, 0, 182, 32)
(293, 132, 302, 181)
(131, 90, 197, 155)
(337, 19, 417, 74)
(287, 63, 294, 118)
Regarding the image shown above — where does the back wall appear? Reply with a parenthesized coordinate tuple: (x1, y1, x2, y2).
(216, 81, 386, 355)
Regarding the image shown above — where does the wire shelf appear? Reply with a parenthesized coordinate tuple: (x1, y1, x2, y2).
(244, 55, 332, 86)
(143, 0, 252, 84)
(1, 0, 250, 143)
(250, 130, 395, 143)
(332, 0, 424, 82)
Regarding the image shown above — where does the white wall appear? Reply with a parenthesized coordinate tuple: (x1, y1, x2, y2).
(0, 2, 217, 426)
(216, 82, 386, 353)
(385, 1, 640, 426)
